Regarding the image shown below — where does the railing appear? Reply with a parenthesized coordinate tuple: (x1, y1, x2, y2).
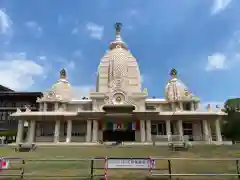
(151, 157, 240, 180)
(0, 157, 24, 178)
(1, 157, 240, 179)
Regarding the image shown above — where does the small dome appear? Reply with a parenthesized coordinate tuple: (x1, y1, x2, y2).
(165, 68, 194, 101)
(45, 69, 74, 101)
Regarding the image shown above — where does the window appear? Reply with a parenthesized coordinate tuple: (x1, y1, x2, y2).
(2, 101, 7, 107)
(151, 123, 166, 135)
(146, 106, 156, 111)
(15, 102, 22, 107)
(64, 122, 67, 136)
(0, 112, 5, 121)
(47, 103, 54, 111)
(16, 102, 27, 108)
(151, 124, 157, 135)
(183, 103, 191, 111)
(7, 112, 12, 121)
(40, 127, 44, 136)
(162, 104, 172, 111)
(6, 102, 14, 107)
(183, 122, 193, 136)
(71, 132, 85, 136)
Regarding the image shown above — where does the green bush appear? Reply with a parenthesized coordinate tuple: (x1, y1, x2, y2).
(0, 130, 17, 136)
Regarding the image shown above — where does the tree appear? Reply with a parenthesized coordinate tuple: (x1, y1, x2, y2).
(222, 98, 240, 142)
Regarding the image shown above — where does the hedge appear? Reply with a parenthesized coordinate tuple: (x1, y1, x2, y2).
(0, 130, 17, 136)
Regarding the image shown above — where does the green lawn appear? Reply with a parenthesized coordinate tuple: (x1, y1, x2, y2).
(1, 145, 240, 180)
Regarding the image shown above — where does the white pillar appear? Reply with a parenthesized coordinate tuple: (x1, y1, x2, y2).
(28, 120, 36, 144)
(62, 103, 67, 110)
(140, 120, 146, 142)
(43, 103, 47, 111)
(39, 103, 43, 111)
(215, 118, 222, 142)
(166, 120, 172, 141)
(16, 120, 24, 144)
(86, 120, 92, 142)
(177, 120, 183, 141)
(66, 120, 72, 143)
(203, 120, 211, 143)
(146, 120, 152, 142)
(191, 102, 195, 111)
(92, 120, 98, 142)
(179, 102, 183, 111)
(54, 102, 59, 111)
(54, 120, 60, 143)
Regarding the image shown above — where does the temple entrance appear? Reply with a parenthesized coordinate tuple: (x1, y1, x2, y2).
(101, 104, 137, 142)
(103, 129, 135, 142)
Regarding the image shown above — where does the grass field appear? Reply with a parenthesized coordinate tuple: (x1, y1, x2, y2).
(1, 145, 240, 180)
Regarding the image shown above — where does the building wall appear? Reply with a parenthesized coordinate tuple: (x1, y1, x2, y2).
(0, 92, 41, 132)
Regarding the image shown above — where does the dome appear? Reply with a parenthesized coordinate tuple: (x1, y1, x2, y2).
(43, 69, 74, 101)
(165, 68, 194, 101)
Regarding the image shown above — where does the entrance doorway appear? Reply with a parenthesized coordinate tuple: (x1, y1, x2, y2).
(183, 122, 193, 141)
(103, 130, 135, 142)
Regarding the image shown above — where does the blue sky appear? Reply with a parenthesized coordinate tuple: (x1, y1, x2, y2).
(0, 0, 239, 106)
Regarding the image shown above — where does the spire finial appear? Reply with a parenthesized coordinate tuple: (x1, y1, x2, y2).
(109, 22, 128, 50)
(60, 68, 67, 79)
(170, 68, 177, 78)
(115, 22, 122, 35)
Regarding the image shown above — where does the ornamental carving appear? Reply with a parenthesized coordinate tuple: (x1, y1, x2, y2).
(112, 92, 125, 105)
(25, 105, 31, 112)
(38, 90, 63, 102)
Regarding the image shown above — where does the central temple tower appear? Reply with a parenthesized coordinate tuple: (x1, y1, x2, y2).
(90, 23, 147, 111)
(97, 23, 142, 93)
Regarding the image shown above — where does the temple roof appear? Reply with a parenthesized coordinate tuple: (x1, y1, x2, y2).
(165, 68, 199, 102)
(39, 69, 74, 102)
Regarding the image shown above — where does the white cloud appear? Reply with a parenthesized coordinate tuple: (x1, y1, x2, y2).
(38, 56, 47, 61)
(205, 53, 227, 71)
(211, 0, 232, 15)
(25, 21, 42, 38)
(205, 31, 240, 71)
(0, 9, 12, 35)
(72, 85, 94, 98)
(0, 52, 45, 91)
(86, 22, 104, 40)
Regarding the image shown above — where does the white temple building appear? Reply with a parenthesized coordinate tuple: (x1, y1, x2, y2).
(12, 23, 226, 145)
